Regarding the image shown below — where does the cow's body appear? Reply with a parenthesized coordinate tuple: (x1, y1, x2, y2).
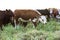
(0, 9, 14, 30)
(53, 8, 59, 18)
(14, 9, 47, 28)
(48, 8, 59, 18)
(37, 9, 50, 21)
(14, 10, 40, 20)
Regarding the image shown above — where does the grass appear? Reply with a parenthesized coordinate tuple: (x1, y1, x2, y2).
(0, 18, 60, 40)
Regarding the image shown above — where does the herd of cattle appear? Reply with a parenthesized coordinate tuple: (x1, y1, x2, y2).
(0, 8, 60, 30)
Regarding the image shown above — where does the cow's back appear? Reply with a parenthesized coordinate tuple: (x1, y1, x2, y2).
(37, 9, 50, 15)
(14, 10, 41, 20)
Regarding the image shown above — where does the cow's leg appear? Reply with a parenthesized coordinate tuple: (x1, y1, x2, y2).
(14, 19, 17, 29)
(23, 22, 27, 27)
(11, 22, 15, 27)
(32, 22, 37, 28)
(0, 26, 3, 30)
(47, 15, 50, 21)
(0, 24, 3, 30)
(32, 18, 38, 28)
(10, 17, 15, 27)
(10, 18, 15, 27)
(0, 22, 3, 30)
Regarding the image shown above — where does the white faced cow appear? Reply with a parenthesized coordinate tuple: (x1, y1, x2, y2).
(13, 9, 47, 28)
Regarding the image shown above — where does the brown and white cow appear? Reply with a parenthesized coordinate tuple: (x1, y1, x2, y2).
(0, 9, 14, 30)
(48, 8, 59, 18)
(14, 9, 47, 28)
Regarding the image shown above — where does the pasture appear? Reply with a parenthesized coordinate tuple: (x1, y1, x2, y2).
(0, 18, 60, 40)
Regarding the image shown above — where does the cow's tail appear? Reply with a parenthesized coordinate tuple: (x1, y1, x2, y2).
(33, 9, 42, 16)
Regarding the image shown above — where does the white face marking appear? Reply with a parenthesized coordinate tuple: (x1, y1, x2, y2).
(39, 15, 47, 24)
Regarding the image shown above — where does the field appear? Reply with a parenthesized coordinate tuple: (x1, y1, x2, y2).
(0, 18, 60, 40)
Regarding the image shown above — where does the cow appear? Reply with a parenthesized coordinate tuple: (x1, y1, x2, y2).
(0, 9, 14, 30)
(13, 9, 47, 28)
(48, 8, 59, 18)
(37, 9, 50, 21)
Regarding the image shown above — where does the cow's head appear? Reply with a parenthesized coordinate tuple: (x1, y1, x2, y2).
(5, 9, 14, 17)
(5, 9, 14, 24)
(39, 15, 47, 24)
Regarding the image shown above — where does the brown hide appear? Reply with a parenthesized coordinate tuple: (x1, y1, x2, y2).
(53, 8, 59, 17)
(48, 8, 59, 18)
(14, 9, 41, 27)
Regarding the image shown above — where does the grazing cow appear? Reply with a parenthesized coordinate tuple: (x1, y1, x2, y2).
(14, 9, 47, 28)
(55, 9, 60, 21)
(37, 9, 50, 21)
(0, 9, 14, 30)
(48, 8, 59, 18)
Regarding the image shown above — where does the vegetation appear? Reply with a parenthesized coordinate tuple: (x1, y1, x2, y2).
(0, 18, 60, 40)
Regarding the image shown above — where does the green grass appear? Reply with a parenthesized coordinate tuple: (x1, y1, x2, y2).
(0, 19, 60, 40)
